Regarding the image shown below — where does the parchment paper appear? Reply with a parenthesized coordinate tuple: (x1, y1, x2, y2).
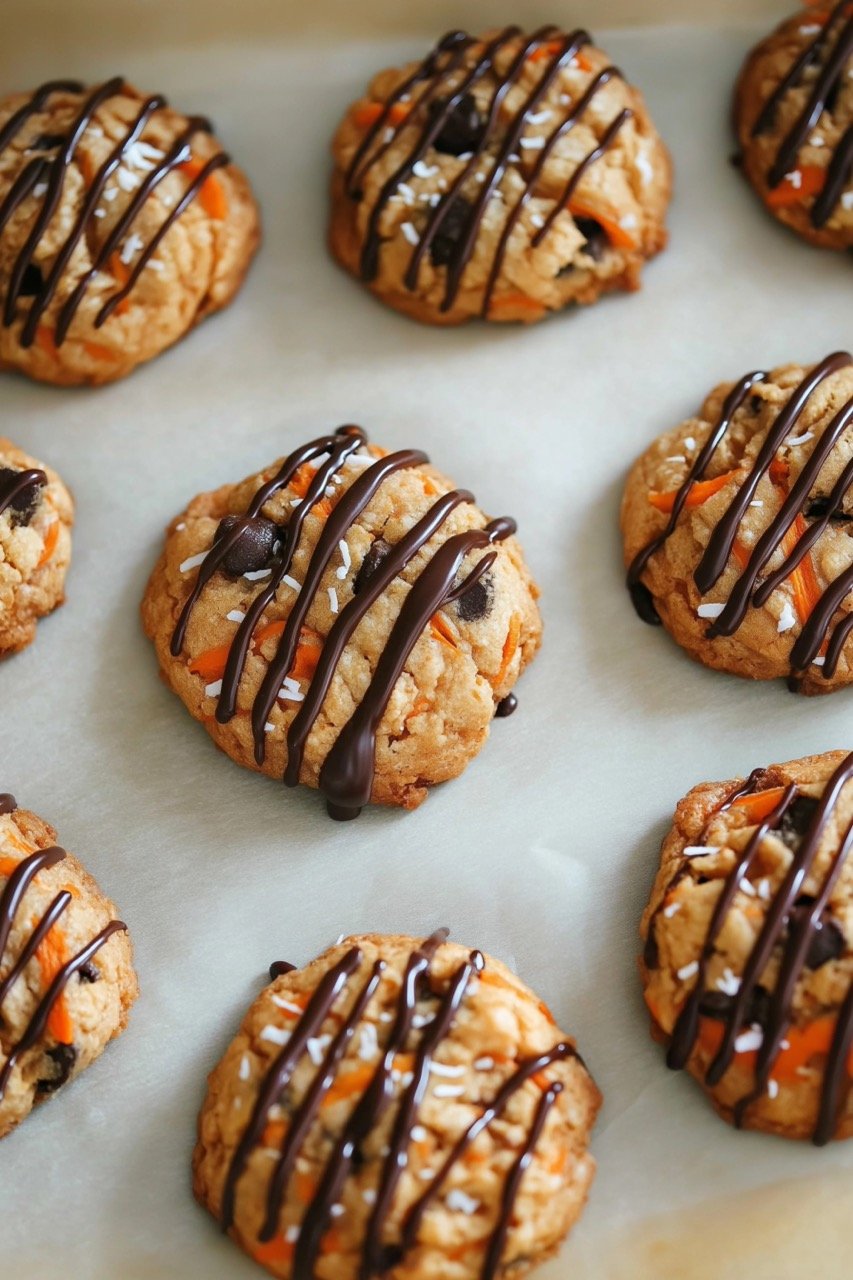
(0, 3, 850, 1277)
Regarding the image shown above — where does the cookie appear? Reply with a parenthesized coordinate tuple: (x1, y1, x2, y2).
(0, 793, 137, 1139)
(0, 439, 73, 654)
(733, 3, 853, 250)
(640, 750, 853, 1143)
(0, 78, 260, 386)
(623, 352, 853, 694)
(141, 425, 541, 818)
(193, 930, 600, 1278)
(329, 26, 671, 325)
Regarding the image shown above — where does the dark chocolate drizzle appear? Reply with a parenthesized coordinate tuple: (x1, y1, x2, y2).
(345, 27, 634, 315)
(0, 78, 228, 346)
(751, 2, 853, 227)
(657, 754, 853, 1144)
(0, 842, 127, 1100)
(628, 353, 853, 685)
(222, 931, 583, 1276)
(170, 427, 517, 818)
(0, 466, 46, 523)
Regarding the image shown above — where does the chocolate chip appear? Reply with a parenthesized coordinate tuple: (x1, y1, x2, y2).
(36, 1043, 77, 1094)
(429, 93, 484, 156)
(429, 196, 473, 268)
(0, 467, 45, 525)
(575, 217, 607, 262)
(778, 795, 819, 849)
(18, 263, 43, 297)
(354, 538, 392, 594)
(456, 571, 493, 622)
(697, 984, 771, 1029)
(805, 497, 851, 523)
(697, 989, 731, 1019)
(30, 133, 66, 152)
(643, 924, 659, 970)
(78, 961, 100, 984)
(749, 394, 763, 414)
(214, 515, 278, 578)
(790, 898, 846, 969)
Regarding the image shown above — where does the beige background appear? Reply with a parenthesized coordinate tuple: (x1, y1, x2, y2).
(0, 3, 850, 1278)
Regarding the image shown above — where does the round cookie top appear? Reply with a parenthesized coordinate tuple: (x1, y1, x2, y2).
(193, 930, 600, 1280)
(329, 26, 671, 325)
(734, 3, 853, 249)
(623, 352, 853, 694)
(0, 437, 73, 654)
(0, 78, 260, 385)
(641, 750, 853, 1143)
(0, 793, 137, 1139)
(141, 425, 542, 818)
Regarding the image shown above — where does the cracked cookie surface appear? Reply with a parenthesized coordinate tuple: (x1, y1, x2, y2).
(329, 26, 671, 325)
(622, 353, 853, 694)
(0, 794, 137, 1139)
(0, 78, 260, 385)
(193, 931, 600, 1279)
(0, 438, 73, 655)
(641, 751, 853, 1142)
(141, 426, 542, 817)
(734, 3, 853, 250)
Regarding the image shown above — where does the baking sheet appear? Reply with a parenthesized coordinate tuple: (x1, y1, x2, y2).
(0, 3, 850, 1277)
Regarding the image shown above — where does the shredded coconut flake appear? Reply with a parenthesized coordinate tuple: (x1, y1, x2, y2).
(677, 961, 699, 981)
(684, 436, 696, 451)
(260, 1025, 291, 1046)
(410, 1124, 428, 1142)
(447, 1189, 480, 1215)
(306, 1035, 331, 1066)
(433, 1083, 465, 1098)
(734, 1025, 763, 1054)
(400, 221, 420, 246)
(785, 431, 813, 447)
(204, 680, 222, 697)
(767, 1078, 779, 1099)
(397, 182, 415, 206)
(635, 149, 654, 186)
(662, 902, 681, 919)
(179, 551, 207, 573)
(226, 609, 245, 623)
(119, 232, 144, 265)
(473, 1056, 494, 1071)
(283, 575, 301, 592)
(697, 603, 725, 619)
(429, 1061, 465, 1078)
(327, 586, 339, 614)
(244, 568, 271, 581)
(520, 135, 546, 150)
(777, 600, 797, 634)
(271, 996, 304, 1015)
(716, 967, 741, 997)
(412, 160, 438, 179)
(239, 1054, 251, 1081)
(337, 539, 351, 579)
(684, 845, 717, 857)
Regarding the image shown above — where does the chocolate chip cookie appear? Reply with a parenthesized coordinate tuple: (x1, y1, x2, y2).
(193, 930, 600, 1278)
(329, 26, 671, 325)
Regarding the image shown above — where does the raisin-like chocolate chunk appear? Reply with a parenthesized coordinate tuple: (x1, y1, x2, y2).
(575, 217, 607, 262)
(0, 467, 45, 525)
(778, 795, 819, 849)
(429, 93, 484, 156)
(354, 538, 392, 594)
(30, 133, 66, 152)
(429, 196, 473, 268)
(78, 961, 100, 983)
(214, 515, 278, 578)
(456, 571, 493, 622)
(18, 263, 44, 297)
(791, 897, 846, 969)
(805, 497, 851, 523)
(36, 1043, 77, 1093)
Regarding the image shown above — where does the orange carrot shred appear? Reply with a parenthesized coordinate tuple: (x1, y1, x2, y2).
(732, 537, 751, 571)
(648, 470, 739, 514)
(493, 614, 521, 687)
(430, 613, 458, 650)
(188, 644, 230, 682)
(568, 198, 637, 250)
(766, 166, 826, 208)
(730, 787, 787, 823)
(107, 253, 131, 314)
(290, 464, 317, 499)
(781, 515, 822, 627)
(769, 457, 791, 487)
(488, 291, 547, 317)
(36, 922, 73, 1044)
(36, 326, 58, 359)
(352, 101, 410, 129)
(320, 1227, 344, 1255)
(252, 1236, 295, 1266)
(406, 695, 431, 722)
(83, 339, 116, 361)
(37, 521, 59, 567)
(180, 159, 228, 220)
(252, 620, 286, 652)
(321, 1063, 374, 1109)
(289, 629, 323, 683)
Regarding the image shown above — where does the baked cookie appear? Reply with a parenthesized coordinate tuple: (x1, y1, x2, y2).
(193, 930, 600, 1278)
(0, 77, 260, 386)
(0, 793, 137, 1139)
(734, 3, 853, 250)
(0, 438, 73, 654)
(641, 750, 853, 1143)
(329, 26, 671, 325)
(623, 352, 853, 695)
(141, 425, 541, 818)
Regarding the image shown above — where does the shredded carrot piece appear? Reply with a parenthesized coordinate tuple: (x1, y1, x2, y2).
(422, 476, 438, 497)
(261, 1120, 288, 1148)
(479, 970, 516, 995)
(648, 470, 739, 514)
(430, 613, 458, 650)
(0, 856, 21, 877)
(732, 537, 751, 571)
(532, 1069, 553, 1091)
(188, 644, 230, 682)
(37, 521, 59, 567)
(781, 514, 822, 627)
(548, 1147, 569, 1176)
(290, 464, 317, 499)
(493, 614, 521, 687)
(290, 629, 323, 683)
(393, 1052, 415, 1074)
(352, 101, 411, 130)
(568, 198, 638, 250)
(36, 923, 73, 1044)
(36, 326, 58, 359)
(253, 620, 286, 651)
(538, 998, 556, 1026)
(488, 291, 547, 317)
(528, 43, 592, 70)
(321, 1064, 373, 1109)
(312, 498, 334, 521)
(320, 1227, 345, 1255)
(766, 166, 826, 208)
(769, 457, 790, 487)
(251, 1236, 295, 1266)
(698, 1012, 853, 1081)
(1, 830, 33, 854)
(463, 1146, 490, 1166)
(107, 253, 131, 315)
(83, 339, 116, 361)
(406, 695, 431, 722)
(730, 787, 787, 823)
(180, 159, 228, 220)
(295, 1170, 318, 1203)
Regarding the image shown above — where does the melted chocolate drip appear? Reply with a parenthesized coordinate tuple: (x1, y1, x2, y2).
(345, 28, 634, 315)
(0, 844, 127, 1100)
(0, 79, 228, 347)
(170, 427, 518, 818)
(496, 692, 518, 717)
(0, 466, 46, 525)
(628, 353, 853, 684)
(661, 753, 853, 1144)
(751, 3, 853, 228)
(222, 931, 584, 1276)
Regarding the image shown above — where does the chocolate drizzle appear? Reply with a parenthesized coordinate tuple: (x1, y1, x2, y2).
(170, 427, 517, 818)
(0, 79, 228, 346)
(222, 931, 583, 1275)
(658, 754, 853, 1144)
(0, 466, 46, 523)
(628, 353, 853, 685)
(751, 2, 853, 227)
(345, 27, 634, 315)
(0, 843, 127, 1100)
